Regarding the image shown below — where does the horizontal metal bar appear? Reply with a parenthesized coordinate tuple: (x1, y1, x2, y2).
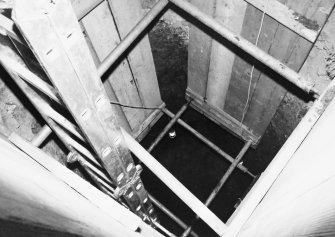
(148, 102, 189, 152)
(8, 132, 143, 232)
(168, 0, 319, 96)
(181, 140, 252, 237)
(148, 194, 199, 237)
(121, 128, 227, 236)
(31, 125, 52, 147)
(162, 108, 255, 178)
(97, 0, 168, 76)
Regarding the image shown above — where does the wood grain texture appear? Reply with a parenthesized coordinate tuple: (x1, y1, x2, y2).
(107, 0, 163, 109)
(299, 1, 335, 94)
(236, 83, 335, 237)
(206, 0, 247, 109)
(243, 0, 332, 137)
(0, 137, 139, 237)
(70, 0, 102, 20)
(186, 89, 259, 145)
(224, 0, 332, 138)
(224, 5, 278, 121)
(225, 68, 335, 237)
(244, 0, 320, 42)
(187, 0, 216, 99)
(81, 1, 146, 131)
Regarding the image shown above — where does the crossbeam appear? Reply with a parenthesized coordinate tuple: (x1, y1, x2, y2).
(168, 0, 318, 96)
(148, 102, 190, 152)
(98, 0, 168, 76)
(163, 108, 255, 177)
(181, 140, 252, 237)
(121, 128, 227, 236)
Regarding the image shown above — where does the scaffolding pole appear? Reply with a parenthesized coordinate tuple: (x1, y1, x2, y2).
(181, 140, 253, 237)
(148, 102, 190, 152)
(97, 0, 168, 76)
(121, 128, 227, 236)
(168, 0, 318, 96)
(163, 108, 255, 177)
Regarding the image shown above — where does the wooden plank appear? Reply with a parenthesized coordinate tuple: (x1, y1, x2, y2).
(133, 104, 165, 142)
(243, 0, 321, 42)
(107, 0, 163, 109)
(225, 67, 335, 237)
(186, 89, 260, 145)
(121, 128, 227, 236)
(70, 0, 103, 20)
(224, 5, 278, 122)
(187, 0, 216, 100)
(0, 136, 145, 237)
(81, 1, 147, 131)
(299, 5, 335, 94)
(238, 177, 335, 236)
(13, 0, 156, 220)
(234, 83, 335, 237)
(206, 0, 247, 109)
(243, 0, 333, 137)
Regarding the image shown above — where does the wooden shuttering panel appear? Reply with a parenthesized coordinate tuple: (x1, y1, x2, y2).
(76, 0, 164, 140)
(187, 0, 334, 145)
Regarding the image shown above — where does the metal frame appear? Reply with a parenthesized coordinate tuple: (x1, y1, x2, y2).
(0, 0, 329, 235)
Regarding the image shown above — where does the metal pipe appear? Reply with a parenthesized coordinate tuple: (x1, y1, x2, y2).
(97, 0, 168, 76)
(181, 140, 253, 237)
(148, 102, 189, 152)
(153, 221, 177, 237)
(35, 124, 182, 234)
(148, 194, 199, 237)
(0, 54, 61, 104)
(163, 108, 255, 178)
(57, 122, 198, 237)
(168, 0, 318, 96)
(31, 125, 52, 147)
(121, 128, 227, 236)
(44, 106, 85, 142)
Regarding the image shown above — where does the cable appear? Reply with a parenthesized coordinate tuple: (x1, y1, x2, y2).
(110, 101, 163, 110)
(240, 7, 266, 129)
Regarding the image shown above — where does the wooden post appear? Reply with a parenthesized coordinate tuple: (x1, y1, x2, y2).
(206, 0, 247, 109)
(187, 0, 216, 100)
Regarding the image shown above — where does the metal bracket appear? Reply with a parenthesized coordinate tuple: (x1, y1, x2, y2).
(115, 164, 142, 199)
